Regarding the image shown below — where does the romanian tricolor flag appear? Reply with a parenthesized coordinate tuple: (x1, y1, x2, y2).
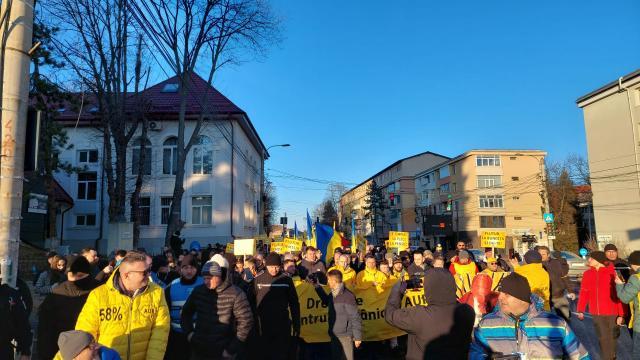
(316, 223, 343, 264)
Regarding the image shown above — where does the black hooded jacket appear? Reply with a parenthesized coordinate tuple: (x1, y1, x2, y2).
(385, 268, 475, 360)
(181, 268, 253, 357)
(249, 270, 300, 334)
(37, 275, 101, 359)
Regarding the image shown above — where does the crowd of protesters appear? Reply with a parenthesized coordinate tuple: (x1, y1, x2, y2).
(2, 236, 640, 359)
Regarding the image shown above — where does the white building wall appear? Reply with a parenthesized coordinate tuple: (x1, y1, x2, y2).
(55, 118, 263, 253)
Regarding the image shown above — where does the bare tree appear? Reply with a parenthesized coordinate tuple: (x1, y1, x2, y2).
(127, 0, 280, 244)
(47, 0, 147, 228)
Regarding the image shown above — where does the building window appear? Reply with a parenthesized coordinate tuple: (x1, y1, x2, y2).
(193, 135, 213, 175)
(476, 155, 501, 167)
(421, 190, 429, 201)
(440, 183, 449, 193)
(161, 197, 173, 225)
(451, 183, 457, 193)
(511, 176, 519, 181)
(192, 196, 212, 224)
(479, 195, 503, 208)
(132, 138, 152, 175)
(78, 150, 98, 164)
(76, 214, 96, 226)
(451, 164, 456, 175)
(477, 175, 502, 188)
(480, 215, 505, 228)
(514, 216, 522, 220)
(163, 137, 178, 175)
(77, 172, 97, 200)
(130, 197, 150, 225)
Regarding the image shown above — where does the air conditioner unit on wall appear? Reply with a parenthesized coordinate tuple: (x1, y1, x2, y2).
(149, 121, 163, 131)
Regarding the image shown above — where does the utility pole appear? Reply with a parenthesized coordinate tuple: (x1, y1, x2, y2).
(0, 0, 34, 287)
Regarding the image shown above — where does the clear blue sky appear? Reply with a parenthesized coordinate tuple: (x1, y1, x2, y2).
(209, 0, 640, 231)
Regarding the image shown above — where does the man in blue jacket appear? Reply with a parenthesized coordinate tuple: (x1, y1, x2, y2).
(313, 269, 362, 360)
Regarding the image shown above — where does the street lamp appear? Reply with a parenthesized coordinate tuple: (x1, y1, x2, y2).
(267, 143, 291, 150)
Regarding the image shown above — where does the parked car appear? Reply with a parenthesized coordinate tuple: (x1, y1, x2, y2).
(558, 251, 588, 279)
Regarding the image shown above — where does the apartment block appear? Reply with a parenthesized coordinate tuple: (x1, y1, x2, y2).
(415, 150, 549, 252)
(339, 151, 449, 244)
(577, 69, 640, 252)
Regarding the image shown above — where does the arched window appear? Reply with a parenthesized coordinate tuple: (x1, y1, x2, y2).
(132, 137, 151, 175)
(192, 135, 213, 174)
(163, 137, 178, 175)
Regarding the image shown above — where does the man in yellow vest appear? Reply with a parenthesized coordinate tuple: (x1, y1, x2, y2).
(327, 254, 356, 290)
(514, 250, 550, 310)
(449, 250, 478, 297)
(355, 255, 387, 293)
(480, 257, 508, 291)
(615, 251, 640, 358)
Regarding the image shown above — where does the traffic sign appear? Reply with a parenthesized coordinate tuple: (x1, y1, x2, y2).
(579, 248, 588, 257)
(543, 213, 554, 223)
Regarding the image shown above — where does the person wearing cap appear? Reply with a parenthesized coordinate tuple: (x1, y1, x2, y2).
(513, 249, 551, 310)
(615, 251, 640, 358)
(537, 245, 573, 320)
(577, 250, 625, 360)
(385, 268, 475, 360)
(54, 330, 120, 360)
(75, 250, 170, 360)
(38, 255, 101, 360)
(480, 256, 508, 292)
(449, 250, 478, 298)
(150, 255, 178, 289)
(164, 254, 203, 360)
(327, 254, 357, 291)
(391, 256, 408, 281)
(249, 252, 300, 360)
(605, 243, 631, 282)
(181, 261, 253, 359)
(354, 254, 387, 293)
(470, 272, 589, 359)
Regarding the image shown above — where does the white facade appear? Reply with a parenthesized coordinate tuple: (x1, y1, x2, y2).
(55, 119, 264, 253)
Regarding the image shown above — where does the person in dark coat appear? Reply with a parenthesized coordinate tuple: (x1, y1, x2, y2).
(314, 269, 362, 360)
(170, 231, 185, 259)
(0, 283, 32, 359)
(297, 246, 327, 280)
(407, 250, 431, 277)
(181, 261, 253, 359)
(249, 252, 300, 360)
(605, 243, 631, 281)
(385, 268, 475, 360)
(537, 246, 573, 320)
(37, 255, 101, 360)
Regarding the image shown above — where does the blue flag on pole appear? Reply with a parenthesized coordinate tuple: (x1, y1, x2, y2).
(294, 221, 298, 239)
(306, 210, 313, 240)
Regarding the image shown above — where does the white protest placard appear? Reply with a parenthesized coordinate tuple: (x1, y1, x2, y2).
(234, 238, 256, 256)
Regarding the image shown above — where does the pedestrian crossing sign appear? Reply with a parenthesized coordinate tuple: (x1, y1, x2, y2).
(543, 213, 554, 223)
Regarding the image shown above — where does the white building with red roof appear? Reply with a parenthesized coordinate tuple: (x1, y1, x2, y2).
(52, 74, 268, 252)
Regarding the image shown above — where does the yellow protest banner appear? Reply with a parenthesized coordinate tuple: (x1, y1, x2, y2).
(271, 242, 285, 255)
(401, 288, 427, 308)
(283, 238, 303, 253)
(225, 242, 234, 254)
(355, 286, 405, 341)
(387, 231, 409, 251)
(480, 231, 506, 249)
(293, 278, 330, 343)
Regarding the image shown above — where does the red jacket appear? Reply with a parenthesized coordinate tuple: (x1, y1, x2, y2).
(577, 264, 625, 316)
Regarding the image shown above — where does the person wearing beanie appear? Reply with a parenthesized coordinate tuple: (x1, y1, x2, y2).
(471, 272, 590, 359)
(38, 255, 101, 360)
(605, 243, 631, 281)
(181, 259, 253, 359)
(150, 255, 179, 288)
(577, 250, 626, 360)
(616, 251, 640, 358)
(537, 245, 573, 321)
(55, 330, 120, 360)
(449, 250, 478, 298)
(513, 249, 551, 310)
(385, 269, 475, 360)
(249, 252, 300, 359)
(164, 254, 204, 359)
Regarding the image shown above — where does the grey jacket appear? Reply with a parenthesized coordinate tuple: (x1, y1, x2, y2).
(315, 285, 362, 340)
(617, 273, 640, 331)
